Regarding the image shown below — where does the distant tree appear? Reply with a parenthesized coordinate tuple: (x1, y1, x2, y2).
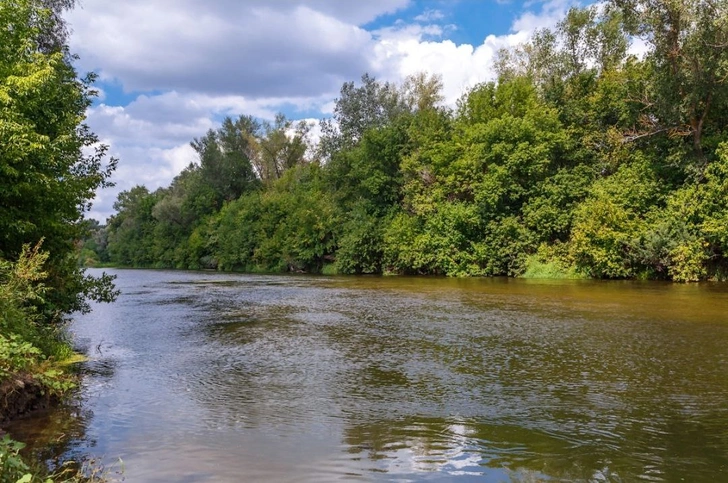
(190, 115, 260, 210)
(247, 114, 311, 185)
(319, 73, 404, 158)
(106, 186, 158, 267)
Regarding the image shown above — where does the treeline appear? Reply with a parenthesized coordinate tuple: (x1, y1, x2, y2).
(94, 1, 728, 282)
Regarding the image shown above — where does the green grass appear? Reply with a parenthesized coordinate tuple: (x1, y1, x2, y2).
(320, 263, 338, 276)
(521, 255, 587, 280)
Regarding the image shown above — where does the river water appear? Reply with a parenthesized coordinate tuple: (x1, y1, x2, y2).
(5, 269, 728, 481)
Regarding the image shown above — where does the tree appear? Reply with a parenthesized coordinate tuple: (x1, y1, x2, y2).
(614, 0, 728, 158)
(247, 114, 311, 185)
(400, 72, 445, 112)
(319, 73, 404, 158)
(106, 186, 158, 267)
(0, 0, 117, 317)
(37, 0, 75, 51)
(190, 115, 260, 211)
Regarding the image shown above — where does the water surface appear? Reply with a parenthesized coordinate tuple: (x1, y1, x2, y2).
(6, 270, 728, 481)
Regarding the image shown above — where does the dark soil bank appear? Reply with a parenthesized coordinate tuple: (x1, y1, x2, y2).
(0, 375, 56, 425)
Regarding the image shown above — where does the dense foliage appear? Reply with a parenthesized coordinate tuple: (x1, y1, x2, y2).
(97, 1, 728, 282)
(0, 0, 117, 319)
(0, 0, 118, 402)
(0, 243, 75, 391)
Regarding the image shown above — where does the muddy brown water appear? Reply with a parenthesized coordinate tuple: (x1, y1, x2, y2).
(4, 269, 728, 482)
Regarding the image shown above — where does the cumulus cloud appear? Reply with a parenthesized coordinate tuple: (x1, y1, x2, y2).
(370, 0, 573, 104)
(71, 0, 577, 221)
(66, 1, 405, 97)
(372, 32, 527, 105)
(84, 99, 209, 220)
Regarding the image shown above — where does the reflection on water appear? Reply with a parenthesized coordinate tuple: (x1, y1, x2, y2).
(2, 356, 114, 474)
(4, 269, 728, 481)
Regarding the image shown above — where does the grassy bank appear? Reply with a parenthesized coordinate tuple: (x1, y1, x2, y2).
(0, 244, 86, 482)
(0, 244, 76, 418)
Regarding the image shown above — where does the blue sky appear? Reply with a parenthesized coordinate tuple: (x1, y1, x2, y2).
(365, 0, 521, 42)
(64, 0, 580, 221)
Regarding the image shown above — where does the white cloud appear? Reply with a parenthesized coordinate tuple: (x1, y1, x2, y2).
(296, 0, 412, 24)
(372, 32, 529, 105)
(73, 0, 580, 221)
(627, 36, 650, 59)
(513, 0, 574, 33)
(370, 0, 570, 105)
(66, 1, 388, 97)
(414, 9, 445, 22)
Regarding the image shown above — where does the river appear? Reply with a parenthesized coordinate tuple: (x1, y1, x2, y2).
(5, 269, 728, 481)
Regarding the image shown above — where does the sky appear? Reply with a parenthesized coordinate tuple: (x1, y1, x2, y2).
(63, 0, 585, 222)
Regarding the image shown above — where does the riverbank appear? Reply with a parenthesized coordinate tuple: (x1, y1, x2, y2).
(0, 374, 58, 425)
(0, 349, 82, 481)
(0, 247, 83, 481)
(0, 248, 77, 422)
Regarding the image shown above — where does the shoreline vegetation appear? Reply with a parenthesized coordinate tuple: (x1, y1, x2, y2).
(83, 3, 728, 284)
(1, 0, 117, 481)
(0, 246, 108, 482)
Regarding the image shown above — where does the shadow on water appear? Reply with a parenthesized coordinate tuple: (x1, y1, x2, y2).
(1, 356, 118, 475)
(5, 269, 728, 481)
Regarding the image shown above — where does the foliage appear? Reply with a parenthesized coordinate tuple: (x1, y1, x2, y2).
(521, 243, 585, 279)
(0, 243, 76, 379)
(615, 0, 728, 157)
(1, 434, 122, 483)
(0, 435, 31, 483)
(568, 159, 660, 278)
(0, 245, 91, 482)
(190, 116, 260, 210)
(0, 1, 119, 480)
(0, 0, 117, 318)
(334, 205, 387, 274)
(0, 249, 76, 483)
(0, 335, 42, 382)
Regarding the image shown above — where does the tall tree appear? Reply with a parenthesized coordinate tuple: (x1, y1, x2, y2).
(247, 114, 311, 185)
(190, 115, 260, 211)
(106, 186, 158, 267)
(319, 74, 404, 158)
(614, 0, 728, 157)
(0, 0, 117, 316)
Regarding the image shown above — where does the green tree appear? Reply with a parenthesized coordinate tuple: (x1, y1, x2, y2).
(569, 159, 661, 278)
(106, 186, 158, 267)
(0, 0, 116, 317)
(319, 73, 404, 158)
(614, 0, 728, 158)
(248, 114, 311, 185)
(190, 115, 260, 211)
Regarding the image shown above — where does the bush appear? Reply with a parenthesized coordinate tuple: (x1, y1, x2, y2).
(0, 243, 76, 407)
(568, 159, 660, 278)
(335, 206, 386, 274)
(521, 244, 585, 279)
(0, 435, 31, 483)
